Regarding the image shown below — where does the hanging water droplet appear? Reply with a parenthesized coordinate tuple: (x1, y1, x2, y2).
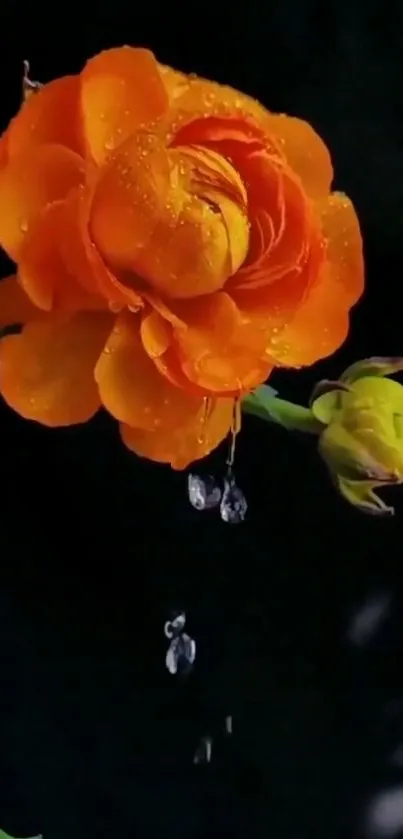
(220, 476, 247, 524)
(165, 633, 196, 675)
(226, 398, 242, 471)
(197, 397, 214, 444)
(188, 474, 222, 511)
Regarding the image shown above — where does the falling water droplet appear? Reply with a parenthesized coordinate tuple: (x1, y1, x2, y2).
(220, 476, 248, 524)
(225, 715, 233, 735)
(188, 474, 222, 511)
(193, 735, 213, 765)
(164, 612, 186, 639)
(165, 633, 196, 674)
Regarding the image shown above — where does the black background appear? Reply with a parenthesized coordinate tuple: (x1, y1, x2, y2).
(0, 2, 403, 837)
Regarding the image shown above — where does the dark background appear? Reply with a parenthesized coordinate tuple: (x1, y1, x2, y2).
(0, 2, 403, 837)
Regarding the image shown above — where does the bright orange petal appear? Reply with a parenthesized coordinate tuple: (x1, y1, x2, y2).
(0, 130, 8, 169)
(0, 312, 113, 425)
(158, 64, 189, 102)
(120, 396, 234, 469)
(162, 75, 282, 148)
(266, 266, 350, 367)
(231, 219, 325, 360)
(0, 274, 42, 329)
(232, 165, 309, 290)
(262, 114, 333, 198)
(18, 198, 108, 313)
(140, 310, 172, 359)
(0, 144, 85, 260)
(170, 292, 274, 392)
(168, 78, 332, 198)
(89, 131, 170, 272)
(319, 191, 364, 305)
(95, 310, 202, 429)
(91, 133, 243, 299)
(81, 47, 168, 164)
(264, 192, 364, 368)
(7, 76, 83, 158)
(74, 184, 144, 311)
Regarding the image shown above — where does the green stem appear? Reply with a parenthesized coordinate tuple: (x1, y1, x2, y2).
(242, 391, 324, 434)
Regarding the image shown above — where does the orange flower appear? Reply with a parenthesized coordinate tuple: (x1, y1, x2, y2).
(0, 47, 364, 469)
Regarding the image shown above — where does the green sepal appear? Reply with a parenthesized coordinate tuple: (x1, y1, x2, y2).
(341, 357, 403, 384)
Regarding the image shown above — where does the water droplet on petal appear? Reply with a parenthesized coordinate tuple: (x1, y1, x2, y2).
(220, 477, 247, 524)
(188, 474, 222, 511)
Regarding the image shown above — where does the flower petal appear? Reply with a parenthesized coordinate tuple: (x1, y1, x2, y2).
(95, 310, 203, 430)
(319, 192, 364, 305)
(81, 47, 168, 164)
(0, 274, 42, 329)
(233, 164, 309, 290)
(265, 265, 350, 367)
(7, 76, 83, 158)
(171, 292, 273, 392)
(0, 312, 113, 425)
(91, 134, 245, 299)
(0, 144, 85, 260)
(75, 184, 144, 311)
(253, 192, 363, 367)
(0, 130, 8, 169)
(120, 396, 233, 469)
(18, 197, 108, 312)
(231, 221, 324, 362)
(89, 132, 170, 272)
(263, 113, 333, 198)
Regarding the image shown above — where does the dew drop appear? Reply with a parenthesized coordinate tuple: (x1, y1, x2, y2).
(20, 221, 28, 233)
(108, 301, 123, 313)
(188, 473, 222, 511)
